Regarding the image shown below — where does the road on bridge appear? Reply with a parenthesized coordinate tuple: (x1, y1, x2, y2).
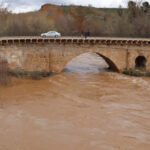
(0, 36, 150, 41)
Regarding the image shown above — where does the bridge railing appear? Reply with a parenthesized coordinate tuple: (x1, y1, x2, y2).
(0, 37, 150, 46)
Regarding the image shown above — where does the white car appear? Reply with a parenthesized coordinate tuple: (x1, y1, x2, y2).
(40, 31, 61, 37)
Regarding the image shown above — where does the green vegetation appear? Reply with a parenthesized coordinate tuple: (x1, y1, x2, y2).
(0, 58, 10, 85)
(123, 68, 150, 77)
(9, 71, 55, 80)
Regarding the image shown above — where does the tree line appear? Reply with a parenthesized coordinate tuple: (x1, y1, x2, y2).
(0, 0, 150, 37)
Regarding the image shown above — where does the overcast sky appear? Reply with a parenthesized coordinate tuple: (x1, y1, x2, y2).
(1, 0, 150, 13)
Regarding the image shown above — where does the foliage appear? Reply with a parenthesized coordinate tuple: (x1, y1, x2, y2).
(123, 68, 150, 77)
(0, 1, 150, 37)
(9, 71, 54, 79)
(0, 58, 10, 85)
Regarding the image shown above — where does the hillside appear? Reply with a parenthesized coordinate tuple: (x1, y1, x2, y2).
(0, 3, 150, 37)
(40, 4, 126, 17)
(38, 4, 129, 36)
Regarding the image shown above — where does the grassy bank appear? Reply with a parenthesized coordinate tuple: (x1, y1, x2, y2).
(9, 71, 55, 80)
(123, 68, 150, 77)
(0, 70, 55, 86)
(0, 59, 10, 85)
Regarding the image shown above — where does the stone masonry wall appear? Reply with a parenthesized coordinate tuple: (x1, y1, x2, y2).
(0, 42, 150, 73)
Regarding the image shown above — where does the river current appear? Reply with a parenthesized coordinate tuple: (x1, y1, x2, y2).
(0, 53, 150, 150)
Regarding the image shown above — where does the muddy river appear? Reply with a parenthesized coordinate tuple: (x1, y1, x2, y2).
(0, 53, 150, 150)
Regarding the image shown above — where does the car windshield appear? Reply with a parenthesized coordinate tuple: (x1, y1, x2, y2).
(48, 31, 55, 33)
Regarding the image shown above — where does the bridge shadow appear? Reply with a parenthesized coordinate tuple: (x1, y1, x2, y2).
(96, 53, 119, 72)
(62, 52, 119, 73)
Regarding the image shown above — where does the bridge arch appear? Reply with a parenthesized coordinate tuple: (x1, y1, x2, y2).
(96, 53, 119, 72)
(135, 56, 147, 70)
(61, 52, 119, 73)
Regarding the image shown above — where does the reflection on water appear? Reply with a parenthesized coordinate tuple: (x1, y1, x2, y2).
(0, 53, 150, 150)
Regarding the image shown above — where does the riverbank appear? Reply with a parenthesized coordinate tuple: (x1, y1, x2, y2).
(0, 70, 55, 86)
(9, 71, 55, 80)
(123, 68, 150, 77)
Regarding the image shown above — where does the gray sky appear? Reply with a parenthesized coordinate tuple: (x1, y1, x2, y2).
(1, 0, 150, 13)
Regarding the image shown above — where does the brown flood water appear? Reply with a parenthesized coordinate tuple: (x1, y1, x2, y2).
(0, 53, 150, 150)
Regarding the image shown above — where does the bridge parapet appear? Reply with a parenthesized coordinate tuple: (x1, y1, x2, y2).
(0, 37, 150, 46)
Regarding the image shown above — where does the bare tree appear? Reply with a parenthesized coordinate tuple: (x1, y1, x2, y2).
(0, 58, 10, 86)
(142, 1, 149, 13)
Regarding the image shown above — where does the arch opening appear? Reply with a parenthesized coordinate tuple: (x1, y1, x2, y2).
(62, 52, 119, 73)
(135, 56, 146, 70)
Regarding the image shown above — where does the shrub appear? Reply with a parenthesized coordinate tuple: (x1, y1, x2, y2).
(0, 58, 10, 85)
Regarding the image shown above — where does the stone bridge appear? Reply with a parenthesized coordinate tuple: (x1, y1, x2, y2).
(0, 37, 150, 73)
